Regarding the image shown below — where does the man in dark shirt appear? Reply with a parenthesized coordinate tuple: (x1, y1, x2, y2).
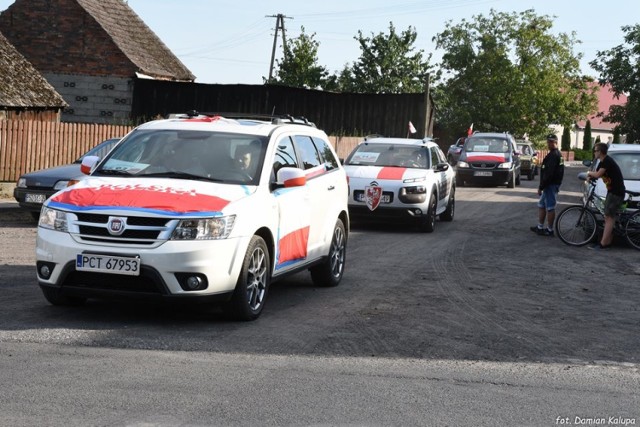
(587, 142, 626, 249)
(531, 134, 564, 236)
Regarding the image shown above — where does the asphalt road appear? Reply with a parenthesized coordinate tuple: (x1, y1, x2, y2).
(0, 165, 638, 426)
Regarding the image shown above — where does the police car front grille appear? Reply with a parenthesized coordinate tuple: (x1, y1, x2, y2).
(72, 213, 174, 245)
(75, 213, 169, 227)
(470, 162, 497, 169)
(63, 270, 164, 294)
(78, 225, 161, 239)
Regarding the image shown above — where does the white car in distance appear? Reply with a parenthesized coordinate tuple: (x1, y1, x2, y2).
(343, 136, 456, 232)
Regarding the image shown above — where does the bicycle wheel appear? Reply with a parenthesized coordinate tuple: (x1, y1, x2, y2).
(555, 205, 598, 246)
(624, 210, 640, 250)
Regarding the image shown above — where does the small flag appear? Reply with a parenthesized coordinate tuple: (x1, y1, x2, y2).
(408, 121, 417, 134)
(467, 123, 474, 136)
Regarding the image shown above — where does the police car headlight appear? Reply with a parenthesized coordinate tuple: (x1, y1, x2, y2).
(17, 178, 27, 188)
(172, 215, 236, 240)
(498, 162, 512, 169)
(39, 207, 69, 232)
(403, 177, 426, 184)
(457, 161, 469, 168)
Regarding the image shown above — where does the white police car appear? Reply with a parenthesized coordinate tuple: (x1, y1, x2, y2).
(36, 113, 349, 320)
(343, 136, 455, 232)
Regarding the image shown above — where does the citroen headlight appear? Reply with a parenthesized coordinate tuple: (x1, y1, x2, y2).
(171, 215, 236, 240)
(457, 161, 469, 168)
(403, 176, 426, 184)
(17, 178, 27, 188)
(498, 162, 512, 169)
(53, 180, 70, 190)
(38, 206, 69, 232)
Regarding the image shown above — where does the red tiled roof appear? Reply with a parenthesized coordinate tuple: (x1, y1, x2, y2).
(577, 82, 627, 131)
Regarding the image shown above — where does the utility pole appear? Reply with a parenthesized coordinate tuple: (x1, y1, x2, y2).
(266, 13, 291, 82)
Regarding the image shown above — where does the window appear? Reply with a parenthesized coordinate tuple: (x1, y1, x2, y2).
(312, 137, 339, 170)
(430, 147, 440, 169)
(294, 135, 322, 170)
(272, 137, 298, 179)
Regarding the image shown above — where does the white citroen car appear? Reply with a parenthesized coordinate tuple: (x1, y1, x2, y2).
(343, 136, 455, 232)
(36, 113, 349, 320)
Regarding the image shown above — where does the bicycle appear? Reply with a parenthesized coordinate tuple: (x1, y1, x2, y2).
(555, 174, 640, 249)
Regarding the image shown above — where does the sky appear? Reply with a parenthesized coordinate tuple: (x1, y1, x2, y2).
(0, 0, 637, 84)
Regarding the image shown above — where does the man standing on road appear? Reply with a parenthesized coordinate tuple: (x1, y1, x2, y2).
(587, 142, 626, 249)
(531, 134, 564, 236)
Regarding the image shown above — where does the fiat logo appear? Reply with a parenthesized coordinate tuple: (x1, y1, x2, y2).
(107, 217, 126, 236)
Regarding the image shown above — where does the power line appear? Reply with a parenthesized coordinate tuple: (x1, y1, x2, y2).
(266, 13, 292, 82)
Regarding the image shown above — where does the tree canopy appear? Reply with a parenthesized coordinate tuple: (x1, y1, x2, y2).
(268, 26, 331, 90)
(433, 9, 596, 141)
(590, 24, 640, 144)
(337, 23, 434, 93)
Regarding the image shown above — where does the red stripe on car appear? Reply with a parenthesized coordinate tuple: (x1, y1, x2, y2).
(377, 167, 406, 180)
(51, 186, 230, 213)
(278, 226, 310, 264)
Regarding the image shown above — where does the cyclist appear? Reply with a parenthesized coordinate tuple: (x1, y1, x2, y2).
(530, 134, 564, 236)
(587, 142, 626, 249)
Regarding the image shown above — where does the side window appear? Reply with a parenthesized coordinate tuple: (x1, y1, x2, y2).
(273, 136, 298, 179)
(293, 135, 322, 170)
(312, 137, 339, 171)
(430, 147, 440, 170)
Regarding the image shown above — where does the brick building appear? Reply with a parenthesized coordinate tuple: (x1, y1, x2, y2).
(0, 0, 194, 124)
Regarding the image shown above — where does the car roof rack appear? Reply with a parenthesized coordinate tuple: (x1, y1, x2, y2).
(171, 111, 316, 127)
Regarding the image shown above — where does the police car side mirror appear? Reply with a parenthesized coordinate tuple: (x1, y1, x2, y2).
(435, 162, 450, 172)
(277, 167, 307, 188)
(80, 155, 100, 175)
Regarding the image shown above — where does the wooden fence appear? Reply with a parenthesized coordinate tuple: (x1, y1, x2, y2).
(0, 120, 132, 182)
(0, 120, 363, 182)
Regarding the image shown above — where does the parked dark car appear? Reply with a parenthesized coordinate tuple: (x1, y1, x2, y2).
(13, 138, 120, 219)
(447, 137, 466, 165)
(516, 141, 538, 180)
(455, 132, 521, 188)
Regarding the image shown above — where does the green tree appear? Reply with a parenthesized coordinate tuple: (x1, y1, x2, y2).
(561, 126, 571, 151)
(590, 24, 640, 144)
(583, 119, 593, 151)
(336, 22, 434, 93)
(613, 127, 622, 144)
(269, 26, 330, 90)
(433, 9, 597, 141)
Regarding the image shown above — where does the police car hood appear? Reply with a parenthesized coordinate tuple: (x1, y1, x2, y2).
(46, 177, 255, 217)
(461, 152, 508, 162)
(345, 165, 427, 183)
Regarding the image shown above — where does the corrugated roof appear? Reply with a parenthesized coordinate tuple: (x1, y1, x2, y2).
(76, 0, 195, 81)
(0, 31, 67, 108)
(577, 82, 627, 131)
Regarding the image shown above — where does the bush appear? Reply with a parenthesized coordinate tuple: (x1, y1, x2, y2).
(572, 149, 593, 161)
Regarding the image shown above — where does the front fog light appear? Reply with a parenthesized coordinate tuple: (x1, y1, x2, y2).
(37, 261, 55, 279)
(176, 273, 208, 291)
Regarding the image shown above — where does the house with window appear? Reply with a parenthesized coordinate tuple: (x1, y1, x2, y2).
(0, 0, 195, 124)
(552, 82, 628, 149)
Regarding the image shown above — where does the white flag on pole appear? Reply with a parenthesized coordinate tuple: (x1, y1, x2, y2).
(408, 121, 417, 134)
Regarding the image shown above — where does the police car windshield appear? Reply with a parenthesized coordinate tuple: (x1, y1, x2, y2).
(346, 144, 429, 168)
